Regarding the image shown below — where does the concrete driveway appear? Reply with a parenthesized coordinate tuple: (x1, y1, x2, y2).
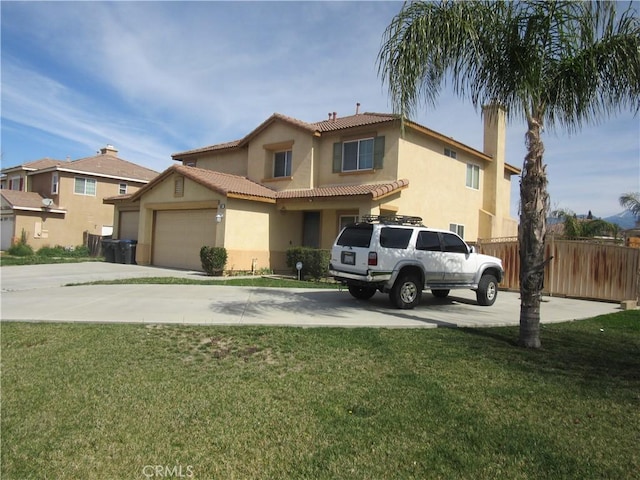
(0, 262, 621, 328)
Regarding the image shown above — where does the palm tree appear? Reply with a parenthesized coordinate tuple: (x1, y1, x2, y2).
(619, 192, 640, 225)
(378, 1, 640, 348)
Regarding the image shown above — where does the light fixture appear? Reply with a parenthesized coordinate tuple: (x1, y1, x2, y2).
(215, 213, 224, 223)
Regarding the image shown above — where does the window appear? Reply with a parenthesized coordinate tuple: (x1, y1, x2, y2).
(51, 173, 58, 195)
(380, 228, 412, 249)
(343, 138, 374, 171)
(119, 183, 127, 195)
(416, 231, 441, 251)
(449, 223, 465, 239)
(74, 177, 96, 196)
(273, 150, 292, 177)
(333, 136, 385, 173)
(444, 147, 457, 159)
(337, 224, 373, 248)
(9, 176, 22, 191)
(339, 215, 358, 231)
(442, 232, 468, 253)
(466, 164, 480, 189)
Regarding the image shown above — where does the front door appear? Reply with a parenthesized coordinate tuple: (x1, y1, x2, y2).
(302, 211, 320, 248)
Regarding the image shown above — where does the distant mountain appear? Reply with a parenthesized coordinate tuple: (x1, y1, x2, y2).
(604, 210, 638, 230)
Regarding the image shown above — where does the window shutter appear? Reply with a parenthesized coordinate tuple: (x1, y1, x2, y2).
(373, 136, 385, 169)
(332, 142, 342, 173)
(19, 178, 24, 191)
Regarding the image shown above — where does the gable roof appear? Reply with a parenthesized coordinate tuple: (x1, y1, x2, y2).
(1, 190, 65, 213)
(1, 158, 66, 175)
(127, 164, 410, 204)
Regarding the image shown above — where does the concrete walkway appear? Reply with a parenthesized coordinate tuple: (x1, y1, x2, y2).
(0, 262, 623, 328)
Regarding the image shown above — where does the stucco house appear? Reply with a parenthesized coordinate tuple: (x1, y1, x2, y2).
(1, 146, 158, 250)
(106, 106, 519, 272)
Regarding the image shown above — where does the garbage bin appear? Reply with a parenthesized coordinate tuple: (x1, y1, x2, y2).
(101, 239, 116, 263)
(114, 240, 125, 264)
(120, 240, 138, 264)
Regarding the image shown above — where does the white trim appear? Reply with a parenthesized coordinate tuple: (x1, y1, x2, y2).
(28, 167, 152, 184)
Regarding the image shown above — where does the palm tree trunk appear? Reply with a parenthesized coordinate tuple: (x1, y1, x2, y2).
(518, 115, 549, 349)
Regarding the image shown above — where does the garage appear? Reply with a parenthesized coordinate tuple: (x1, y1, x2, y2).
(119, 211, 139, 240)
(1, 216, 15, 250)
(152, 209, 217, 270)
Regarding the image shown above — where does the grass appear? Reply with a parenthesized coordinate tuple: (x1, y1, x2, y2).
(68, 276, 340, 288)
(2, 311, 639, 479)
(0, 254, 101, 267)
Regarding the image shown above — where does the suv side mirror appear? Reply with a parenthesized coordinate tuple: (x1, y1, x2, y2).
(468, 245, 475, 254)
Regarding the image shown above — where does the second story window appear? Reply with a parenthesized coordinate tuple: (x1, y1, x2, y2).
(466, 164, 480, 190)
(343, 138, 373, 171)
(273, 150, 292, 177)
(333, 136, 385, 173)
(74, 177, 96, 196)
(119, 183, 128, 195)
(449, 223, 465, 239)
(9, 175, 23, 191)
(444, 147, 457, 159)
(51, 173, 59, 195)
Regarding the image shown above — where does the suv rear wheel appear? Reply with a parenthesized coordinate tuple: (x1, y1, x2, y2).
(390, 274, 422, 309)
(476, 274, 498, 306)
(348, 285, 377, 300)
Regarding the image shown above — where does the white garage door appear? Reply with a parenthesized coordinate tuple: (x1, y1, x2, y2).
(119, 211, 139, 240)
(1, 216, 15, 251)
(153, 209, 217, 270)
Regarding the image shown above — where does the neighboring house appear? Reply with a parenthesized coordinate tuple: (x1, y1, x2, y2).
(106, 106, 520, 272)
(1, 146, 158, 250)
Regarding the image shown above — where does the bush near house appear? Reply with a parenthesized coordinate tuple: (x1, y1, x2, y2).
(200, 246, 228, 276)
(286, 247, 330, 280)
(37, 245, 91, 258)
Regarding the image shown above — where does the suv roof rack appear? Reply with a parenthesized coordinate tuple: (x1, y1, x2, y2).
(360, 214, 424, 226)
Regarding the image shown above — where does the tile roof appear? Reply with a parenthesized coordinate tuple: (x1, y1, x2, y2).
(1, 190, 63, 211)
(132, 164, 409, 204)
(174, 164, 277, 201)
(1, 158, 66, 173)
(276, 179, 409, 200)
(311, 112, 399, 132)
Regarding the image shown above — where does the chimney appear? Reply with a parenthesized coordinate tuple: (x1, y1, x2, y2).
(328, 113, 332, 120)
(355, 103, 360, 115)
(332, 112, 337, 122)
(482, 104, 507, 236)
(100, 145, 118, 156)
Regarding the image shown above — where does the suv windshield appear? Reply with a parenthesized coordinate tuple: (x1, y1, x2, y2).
(337, 224, 373, 248)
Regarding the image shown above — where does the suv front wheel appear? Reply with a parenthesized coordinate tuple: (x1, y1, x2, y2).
(390, 274, 422, 309)
(476, 274, 498, 306)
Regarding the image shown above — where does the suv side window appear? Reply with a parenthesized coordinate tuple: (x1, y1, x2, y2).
(441, 232, 469, 254)
(416, 231, 441, 251)
(379, 227, 412, 249)
(337, 225, 373, 247)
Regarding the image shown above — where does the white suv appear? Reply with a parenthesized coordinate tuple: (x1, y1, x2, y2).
(329, 215, 504, 309)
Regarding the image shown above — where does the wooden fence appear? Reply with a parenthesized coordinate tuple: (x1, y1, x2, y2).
(477, 236, 640, 302)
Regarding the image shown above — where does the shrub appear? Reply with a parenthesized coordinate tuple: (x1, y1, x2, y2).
(286, 247, 330, 280)
(200, 246, 228, 276)
(7, 242, 34, 257)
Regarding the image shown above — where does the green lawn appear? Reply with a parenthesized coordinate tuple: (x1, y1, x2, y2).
(2, 312, 639, 479)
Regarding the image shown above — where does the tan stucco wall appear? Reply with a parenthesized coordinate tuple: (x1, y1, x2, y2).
(12, 211, 68, 249)
(393, 130, 485, 240)
(188, 149, 248, 177)
(246, 122, 317, 190)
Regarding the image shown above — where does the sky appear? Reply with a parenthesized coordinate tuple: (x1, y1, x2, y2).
(1, 1, 639, 219)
